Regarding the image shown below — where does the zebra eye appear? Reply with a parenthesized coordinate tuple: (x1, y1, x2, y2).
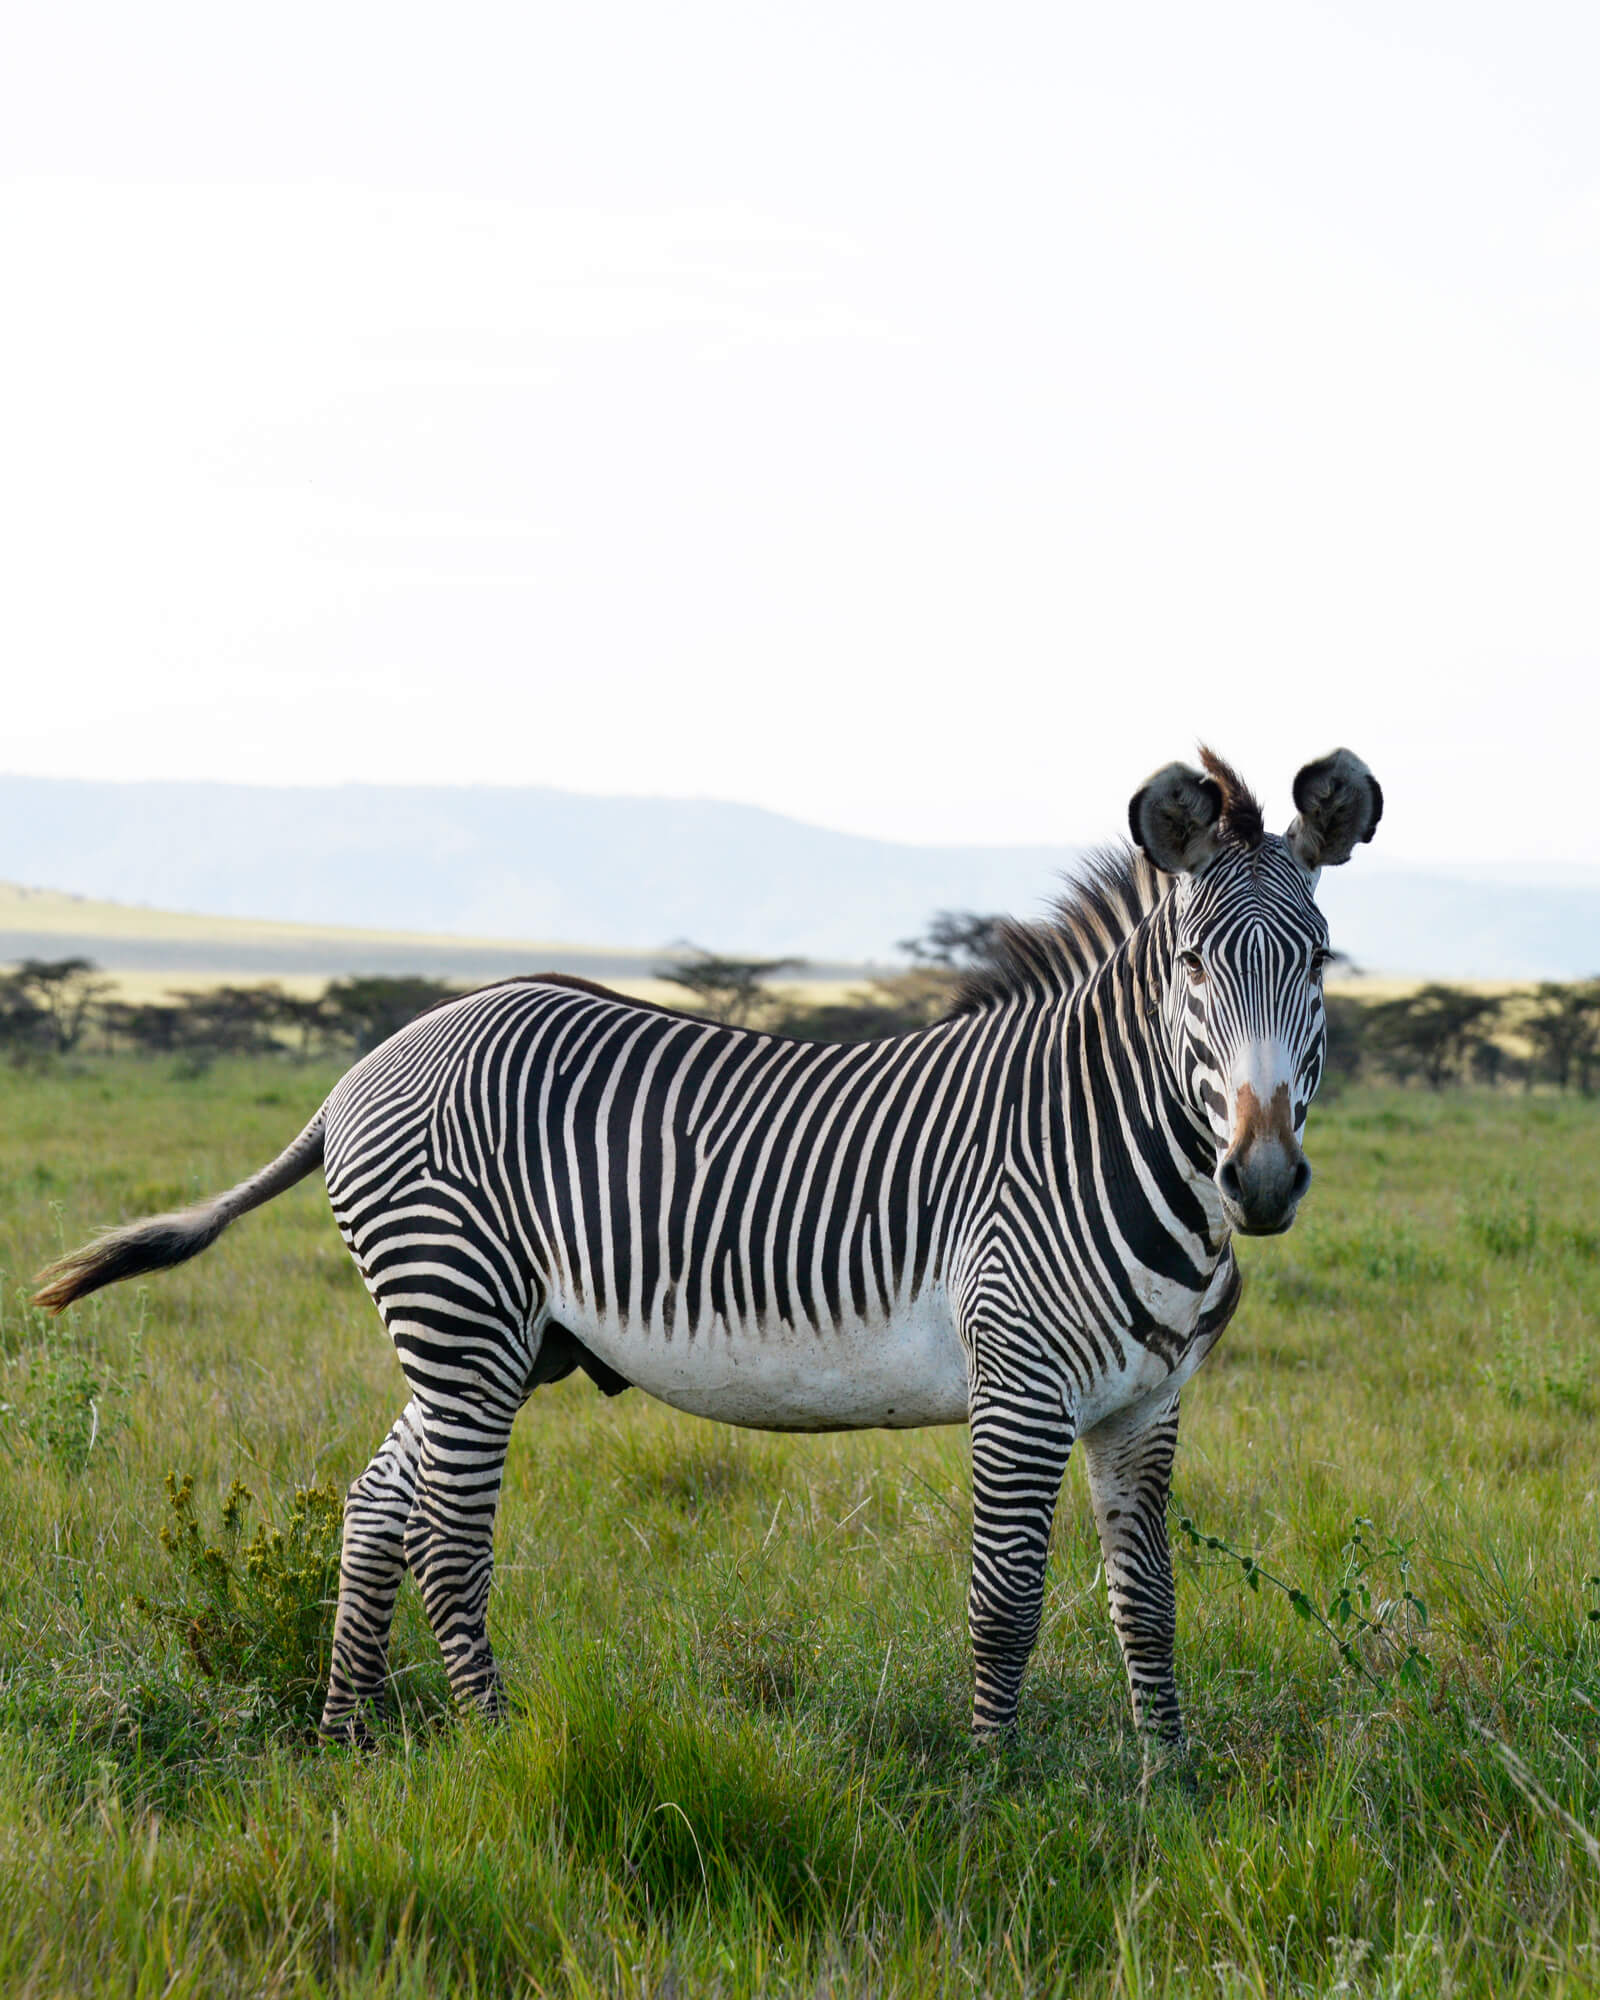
(1177, 949, 1205, 985)
(1310, 947, 1330, 980)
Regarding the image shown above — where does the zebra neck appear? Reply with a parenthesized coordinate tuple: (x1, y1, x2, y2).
(1031, 913, 1228, 1260)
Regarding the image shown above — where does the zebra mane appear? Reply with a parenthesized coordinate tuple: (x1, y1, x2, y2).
(946, 845, 1171, 1016)
(1197, 745, 1265, 849)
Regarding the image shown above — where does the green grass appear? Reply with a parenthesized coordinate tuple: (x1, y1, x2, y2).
(0, 1061, 1598, 1995)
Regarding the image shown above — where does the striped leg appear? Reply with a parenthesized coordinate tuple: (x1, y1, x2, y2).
(1080, 1393, 1184, 1744)
(402, 1390, 519, 1718)
(320, 1399, 424, 1744)
(966, 1389, 1075, 1736)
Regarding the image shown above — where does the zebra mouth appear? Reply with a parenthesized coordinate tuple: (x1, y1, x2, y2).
(1224, 1204, 1299, 1238)
(1216, 1138, 1311, 1238)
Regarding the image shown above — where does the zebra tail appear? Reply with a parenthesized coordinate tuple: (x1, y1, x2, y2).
(31, 1108, 328, 1314)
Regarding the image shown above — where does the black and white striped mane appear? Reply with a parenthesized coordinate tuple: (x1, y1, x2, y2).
(948, 747, 1268, 1017)
(946, 846, 1171, 1016)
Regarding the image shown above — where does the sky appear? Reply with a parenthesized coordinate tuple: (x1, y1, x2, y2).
(3, 2, 1597, 867)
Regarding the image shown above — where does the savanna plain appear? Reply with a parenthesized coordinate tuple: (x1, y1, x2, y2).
(0, 1060, 1597, 1997)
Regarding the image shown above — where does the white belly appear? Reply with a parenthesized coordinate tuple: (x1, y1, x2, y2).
(549, 1288, 971, 1432)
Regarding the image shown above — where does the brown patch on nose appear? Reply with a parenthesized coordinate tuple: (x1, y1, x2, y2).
(1231, 1081, 1296, 1151)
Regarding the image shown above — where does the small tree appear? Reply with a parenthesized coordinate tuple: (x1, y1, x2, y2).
(275, 992, 331, 1060)
(1320, 993, 1368, 1087)
(320, 977, 462, 1055)
(1366, 985, 1503, 1089)
(1521, 981, 1600, 1094)
(167, 984, 288, 1058)
(97, 999, 174, 1056)
(0, 969, 49, 1059)
(898, 910, 1008, 972)
(5, 957, 111, 1054)
(655, 947, 804, 1028)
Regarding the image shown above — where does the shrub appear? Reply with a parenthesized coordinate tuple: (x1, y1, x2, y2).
(134, 1472, 344, 1727)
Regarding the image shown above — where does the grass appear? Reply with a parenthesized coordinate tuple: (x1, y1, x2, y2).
(0, 1060, 1598, 1994)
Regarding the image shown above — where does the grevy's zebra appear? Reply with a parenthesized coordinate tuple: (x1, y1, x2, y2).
(36, 748, 1381, 1748)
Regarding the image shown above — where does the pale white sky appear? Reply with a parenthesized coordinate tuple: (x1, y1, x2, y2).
(3, 2, 1597, 862)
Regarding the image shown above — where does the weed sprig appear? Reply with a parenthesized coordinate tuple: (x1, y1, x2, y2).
(1175, 1506, 1430, 1689)
(0, 1282, 144, 1475)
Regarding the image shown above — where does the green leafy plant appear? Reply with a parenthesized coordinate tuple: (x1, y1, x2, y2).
(0, 1288, 144, 1476)
(134, 1472, 344, 1727)
(1307, 1221, 1446, 1285)
(1176, 1506, 1431, 1689)
(1463, 1193, 1540, 1261)
(1485, 1292, 1592, 1412)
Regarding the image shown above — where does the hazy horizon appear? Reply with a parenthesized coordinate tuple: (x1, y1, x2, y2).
(3, 772, 1596, 977)
(6, 766, 1600, 880)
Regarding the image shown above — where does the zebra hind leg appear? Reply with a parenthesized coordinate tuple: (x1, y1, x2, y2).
(392, 1320, 623, 1720)
(965, 1388, 1076, 1737)
(1079, 1394, 1185, 1751)
(319, 1399, 424, 1746)
(401, 1387, 521, 1721)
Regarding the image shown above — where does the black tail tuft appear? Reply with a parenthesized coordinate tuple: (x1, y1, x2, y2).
(33, 1205, 230, 1313)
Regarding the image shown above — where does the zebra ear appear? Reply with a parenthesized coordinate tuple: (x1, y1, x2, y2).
(1127, 762, 1225, 875)
(1286, 749, 1383, 870)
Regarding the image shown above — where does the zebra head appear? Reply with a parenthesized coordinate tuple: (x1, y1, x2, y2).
(1129, 748, 1383, 1236)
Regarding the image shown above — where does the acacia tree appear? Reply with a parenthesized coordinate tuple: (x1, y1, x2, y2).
(655, 947, 804, 1028)
(0, 971, 47, 1056)
(167, 984, 288, 1057)
(1320, 993, 1369, 1086)
(98, 999, 185, 1056)
(898, 909, 1008, 971)
(8, 957, 111, 1053)
(320, 977, 462, 1055)
(1521, 981, 1600, 1094)
(1366, 985, 1503, 1089)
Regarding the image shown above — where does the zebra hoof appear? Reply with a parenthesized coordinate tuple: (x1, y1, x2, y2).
(969, 1719, 1020, 1754)
(453, 1667, 509, 1726)
(318, 1710, 378, 1751)
(1139, 1735, 1196, 1794)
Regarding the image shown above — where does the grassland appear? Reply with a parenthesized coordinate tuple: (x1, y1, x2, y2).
(0, 1060, 1597, 1996)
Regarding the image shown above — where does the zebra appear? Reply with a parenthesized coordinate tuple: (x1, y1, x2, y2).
(35, 747, 1381, 1750)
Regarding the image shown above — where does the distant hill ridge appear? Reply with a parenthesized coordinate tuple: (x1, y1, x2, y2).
(1, 775, 1596, 979)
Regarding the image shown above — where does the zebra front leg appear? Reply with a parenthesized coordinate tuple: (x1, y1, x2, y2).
(320, 1399, 424, 1745)
(966, 1389, 1076, 1737)
(1080, 1393, 1184, 1747)
(403, 1395, 518, 1720)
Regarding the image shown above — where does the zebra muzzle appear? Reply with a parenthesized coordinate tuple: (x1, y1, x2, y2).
(1217, 1082, 1311, 1235)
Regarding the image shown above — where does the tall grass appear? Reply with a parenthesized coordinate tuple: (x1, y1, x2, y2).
(0, 1062, 1597, 1993)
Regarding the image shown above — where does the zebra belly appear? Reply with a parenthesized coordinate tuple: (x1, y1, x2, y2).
(546, 1292, 971, 1433)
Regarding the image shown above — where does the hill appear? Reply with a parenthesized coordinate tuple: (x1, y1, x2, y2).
(0, 880, 682, 995)
(1, 775, 1597, 977)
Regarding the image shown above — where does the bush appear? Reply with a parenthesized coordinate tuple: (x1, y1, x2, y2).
(134, 1473, 344, 1727)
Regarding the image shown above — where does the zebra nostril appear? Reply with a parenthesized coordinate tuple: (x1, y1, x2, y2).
(1217, 1155, 1243, 1204)
(1290, 1157, 1312, 1203)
